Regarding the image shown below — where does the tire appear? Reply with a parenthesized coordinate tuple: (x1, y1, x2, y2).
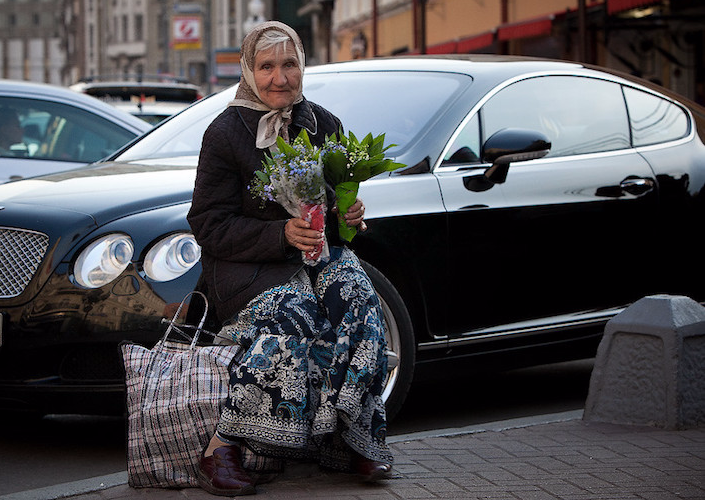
(361, 260, 415, 421)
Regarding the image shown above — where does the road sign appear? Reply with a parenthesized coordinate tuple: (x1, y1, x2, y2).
(172, 15, 202, 50)
(215, 49, 242, 79)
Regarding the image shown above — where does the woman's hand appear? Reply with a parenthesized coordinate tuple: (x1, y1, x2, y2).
(285, 218, 323, 252)
(339, 198, 368, 232)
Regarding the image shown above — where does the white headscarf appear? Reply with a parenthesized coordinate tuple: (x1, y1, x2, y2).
(229, 21, 305, 150)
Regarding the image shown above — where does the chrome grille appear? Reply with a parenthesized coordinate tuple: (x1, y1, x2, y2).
(0, 227, 50, 298)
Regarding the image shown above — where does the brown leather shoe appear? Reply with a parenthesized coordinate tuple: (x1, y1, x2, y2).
(197, 445, 256, 496)
(352, 453, 393, 482)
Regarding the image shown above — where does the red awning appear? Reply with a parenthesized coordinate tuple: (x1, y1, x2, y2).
(425, 31, 494, 55)
(607, 0, 661, 15)
(497, 16, 553, 41)
(426, 40, 458, 55)
(457, 32, 494, 53)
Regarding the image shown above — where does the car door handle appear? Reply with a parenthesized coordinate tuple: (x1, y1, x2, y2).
(620, 177, 654, 196)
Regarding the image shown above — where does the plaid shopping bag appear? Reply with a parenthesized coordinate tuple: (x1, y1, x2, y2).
(121, 291, 239, 488)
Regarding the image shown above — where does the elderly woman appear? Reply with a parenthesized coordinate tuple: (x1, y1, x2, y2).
(187, 21, 392, 496)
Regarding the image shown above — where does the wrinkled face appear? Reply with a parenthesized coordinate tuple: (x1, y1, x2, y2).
(253, 42, 302, 110)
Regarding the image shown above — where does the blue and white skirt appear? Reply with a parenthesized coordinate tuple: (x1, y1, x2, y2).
(215, 247, 392, 471)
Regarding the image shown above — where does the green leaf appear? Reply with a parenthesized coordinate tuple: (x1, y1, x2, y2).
(298, 129, 312, 149)
(335, 181, 360, 242)
(335, 181, 359, 213)
(323, 150, 348, 185)
(338, 221, 357, 242)
(348, 130, 359, 146)
(350, 163, 372, 182)
(255, 170, 270, 183)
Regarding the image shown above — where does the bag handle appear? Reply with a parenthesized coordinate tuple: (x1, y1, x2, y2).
(161, 291, 209, 349)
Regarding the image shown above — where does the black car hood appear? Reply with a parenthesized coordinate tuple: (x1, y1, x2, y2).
(0, 159, 197, 227)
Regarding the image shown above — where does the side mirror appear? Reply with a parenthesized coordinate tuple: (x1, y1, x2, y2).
(480, 128, 551, 185)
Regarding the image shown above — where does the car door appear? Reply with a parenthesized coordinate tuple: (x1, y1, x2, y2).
(438, 75, 659, 336)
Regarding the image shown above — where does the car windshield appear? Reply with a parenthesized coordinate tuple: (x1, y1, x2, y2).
(116, 70, 467, 162)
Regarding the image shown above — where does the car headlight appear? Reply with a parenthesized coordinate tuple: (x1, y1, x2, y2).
(74, 234, 134, 288)
(143, 233, 201, 282)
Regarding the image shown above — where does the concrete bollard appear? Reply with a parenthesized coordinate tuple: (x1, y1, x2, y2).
(583, 294, 705, 429)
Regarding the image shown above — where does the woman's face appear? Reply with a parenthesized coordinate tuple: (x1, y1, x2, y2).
(253, 42, 302, 109)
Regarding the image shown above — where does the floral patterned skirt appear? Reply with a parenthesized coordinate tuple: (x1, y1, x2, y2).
(215, 247, 392, 471)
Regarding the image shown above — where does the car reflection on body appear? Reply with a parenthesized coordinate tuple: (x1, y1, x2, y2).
(1, 55, 704, 419)
(0, 80, 152, 184)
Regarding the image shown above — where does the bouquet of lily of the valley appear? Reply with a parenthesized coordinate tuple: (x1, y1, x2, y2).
(250, 129, 328, 265)
(322, 130, 405, 242)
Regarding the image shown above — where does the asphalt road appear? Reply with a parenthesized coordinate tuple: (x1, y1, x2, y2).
(0, 358, 594, 496)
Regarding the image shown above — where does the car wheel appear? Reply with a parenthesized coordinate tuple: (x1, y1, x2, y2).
(361, 260, 415, 421)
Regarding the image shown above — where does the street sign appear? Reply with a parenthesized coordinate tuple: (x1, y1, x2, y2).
(172, 15, 202, 50)
(215, 49, 242, 79)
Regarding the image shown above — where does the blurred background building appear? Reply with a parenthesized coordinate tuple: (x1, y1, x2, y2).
(0, 0, 702, 102)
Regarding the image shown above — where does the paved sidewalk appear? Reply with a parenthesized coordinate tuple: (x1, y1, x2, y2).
(5, 410, 704, 500)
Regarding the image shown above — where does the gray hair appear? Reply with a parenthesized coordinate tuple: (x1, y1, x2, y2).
(255, 29, 293, 56)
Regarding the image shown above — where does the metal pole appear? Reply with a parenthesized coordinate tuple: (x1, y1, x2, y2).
(412, 0, 418, 51)
(578, 0, 587, 62)
(161, 0, 170, 74)
(235, 0, 243, 45)
(417, 0, 427, 54)
(205, 0, 212, 93)
(372, 0, 378, 57)
(500, 0, 508, 55)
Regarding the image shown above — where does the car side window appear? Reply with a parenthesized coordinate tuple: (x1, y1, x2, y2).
(442, 113, 481, 165)
(0, 97, 137, 163)
(481, 76, 631, 158)
(623, 87, 689, 147)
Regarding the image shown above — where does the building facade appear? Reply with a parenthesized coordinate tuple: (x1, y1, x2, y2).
(0, 0, 65, 84)
(327, 0, 705, 103)
(0, 0, 285, 89)
(0, 0, 702, 103)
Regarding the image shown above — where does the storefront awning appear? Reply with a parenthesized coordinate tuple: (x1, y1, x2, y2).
(457, 32, 494, 53)
(425, 31, 494, 55)
(497, 16, 553, 41)
(426, 40, 457, 55)
(607, 0, 661, 15)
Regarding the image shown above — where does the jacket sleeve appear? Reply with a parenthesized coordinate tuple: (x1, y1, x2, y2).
(187, 119, 290, 263)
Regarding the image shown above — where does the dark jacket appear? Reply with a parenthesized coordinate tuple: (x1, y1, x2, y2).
(187, 98, 343, 323)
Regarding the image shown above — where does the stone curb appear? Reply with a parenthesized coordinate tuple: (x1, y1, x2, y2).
(0, 410, 583, 500)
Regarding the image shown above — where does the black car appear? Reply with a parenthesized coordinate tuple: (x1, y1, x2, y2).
(1, 55, 704, 419)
